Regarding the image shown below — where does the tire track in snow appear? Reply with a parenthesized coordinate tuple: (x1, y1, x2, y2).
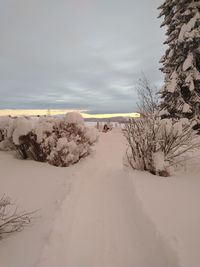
(36, 130, 180, 267)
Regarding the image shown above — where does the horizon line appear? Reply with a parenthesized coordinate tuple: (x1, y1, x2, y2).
(0, 109, 140, 118)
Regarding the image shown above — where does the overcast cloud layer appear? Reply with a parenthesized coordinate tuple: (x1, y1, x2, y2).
(0, 0, 165, 114)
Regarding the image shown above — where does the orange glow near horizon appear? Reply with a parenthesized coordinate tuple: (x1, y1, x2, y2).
(0, 109, 140, 118)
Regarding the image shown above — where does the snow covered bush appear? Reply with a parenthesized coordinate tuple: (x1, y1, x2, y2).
(0, 113, 98, 167)
(123, 116, 200, 176)
(46, 119, 97, 167)
(0, 195, 32, 240)
(0, 117, 9, 142)
(65, 111, 84, 125)
(0, 116, 15, 151)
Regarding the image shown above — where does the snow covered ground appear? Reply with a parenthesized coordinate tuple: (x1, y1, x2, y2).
(0, 128, 200, 267)
(132, 155, 200, 267)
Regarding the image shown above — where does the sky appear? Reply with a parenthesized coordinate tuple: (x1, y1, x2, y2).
(0, 0, 165, 115)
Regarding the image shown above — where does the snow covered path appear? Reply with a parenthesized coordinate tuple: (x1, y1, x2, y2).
(36, 130, 179, 267)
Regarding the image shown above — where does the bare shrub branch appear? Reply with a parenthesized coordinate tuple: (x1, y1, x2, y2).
(123, 116, 200, 176)
(136, 74, 159, 116)
(0, 195, 35, 240)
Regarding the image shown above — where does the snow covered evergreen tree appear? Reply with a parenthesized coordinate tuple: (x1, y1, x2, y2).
(158, 0, 200, 122)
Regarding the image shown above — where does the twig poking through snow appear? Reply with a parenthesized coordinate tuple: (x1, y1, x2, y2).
(0, 195, 36, 240)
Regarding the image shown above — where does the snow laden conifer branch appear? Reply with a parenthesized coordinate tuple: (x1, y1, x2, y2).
(0, 195, 34, 240)
(123, 116, 200, 176)
(158, 0, 200, 124)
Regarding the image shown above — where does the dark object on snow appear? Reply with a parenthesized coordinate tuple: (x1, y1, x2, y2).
(16, 132, 45, 161)
(103, 124, 110, 133)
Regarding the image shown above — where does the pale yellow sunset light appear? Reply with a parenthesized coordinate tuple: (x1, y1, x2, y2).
(0, 109, 140, 118)
(0, 109, 84, 117)
(82, 112, 140, 119)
